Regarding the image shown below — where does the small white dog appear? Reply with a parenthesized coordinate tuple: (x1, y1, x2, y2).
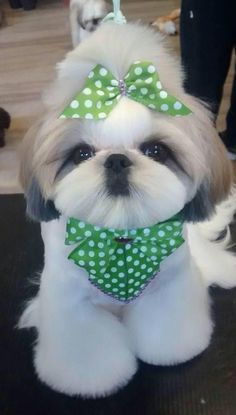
(70, 0, 108, 47)
(19, 19, 236, 399)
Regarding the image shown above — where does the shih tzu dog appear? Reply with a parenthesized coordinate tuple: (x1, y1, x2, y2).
(18, 19, 236, 399)
(70, 0, 109, 47)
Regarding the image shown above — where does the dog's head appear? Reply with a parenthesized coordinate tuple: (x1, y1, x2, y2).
(71, 0, 109, 33)
(20, 23, 232, 228)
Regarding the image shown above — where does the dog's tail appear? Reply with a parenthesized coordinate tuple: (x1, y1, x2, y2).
(187, 186, 236, 288)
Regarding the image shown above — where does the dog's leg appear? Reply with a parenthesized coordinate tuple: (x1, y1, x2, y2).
(123, 244, 213, 365)
(32, 267, 137, 397)
(187, 188, 236, 288)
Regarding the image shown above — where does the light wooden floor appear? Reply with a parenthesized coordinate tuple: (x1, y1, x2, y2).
(0, 0, 234, 193)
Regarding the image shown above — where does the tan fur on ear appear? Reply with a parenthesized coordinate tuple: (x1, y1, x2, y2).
(19, 113, 79, 199)
(19, 119, 43, 192)
(209, 133, 233, 205)
(178, 90, 233, 207)
(191, 101, 233, 207)
(19, 115, 56, 196)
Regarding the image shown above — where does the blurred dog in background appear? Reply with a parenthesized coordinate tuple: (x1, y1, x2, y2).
(70, 0, 180, 48)
(70, 0, 109, 47)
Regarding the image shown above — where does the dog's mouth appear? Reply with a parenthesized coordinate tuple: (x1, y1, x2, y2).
(106, 176, 130, 197)
(114, 237, 134, 244)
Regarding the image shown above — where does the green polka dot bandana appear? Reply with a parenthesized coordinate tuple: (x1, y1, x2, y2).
(59, 61, 192, 120)
(65, 214, 185, 303)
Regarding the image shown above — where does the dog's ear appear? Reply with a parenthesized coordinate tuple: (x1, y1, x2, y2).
(25, 178, 59, 222)
(182, 182, 216, 222)
(183, 124, 233, 223)
(19, 120, 60, 223)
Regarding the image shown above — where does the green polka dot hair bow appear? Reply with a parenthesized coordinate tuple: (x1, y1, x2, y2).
(65, 214, 185, 303)
(59, 61, 192, 120)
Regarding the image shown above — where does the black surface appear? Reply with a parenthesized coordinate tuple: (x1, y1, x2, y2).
(0, 194, 236, 415)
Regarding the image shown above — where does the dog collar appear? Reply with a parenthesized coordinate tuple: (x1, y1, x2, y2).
(65, 214, 185, 302)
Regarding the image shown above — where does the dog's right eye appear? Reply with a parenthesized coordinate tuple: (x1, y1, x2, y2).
(140, 140, 170, 163)
(71, 144, 96, 165)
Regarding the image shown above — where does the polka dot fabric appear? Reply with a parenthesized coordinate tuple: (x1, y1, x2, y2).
(59, 61, 192, 120)
(65, 214, 185, 303)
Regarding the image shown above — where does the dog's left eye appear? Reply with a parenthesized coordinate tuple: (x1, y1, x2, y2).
(71, 144, 96, 164)
(140, 140, 169, 163)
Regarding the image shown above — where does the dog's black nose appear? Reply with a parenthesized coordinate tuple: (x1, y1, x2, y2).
(104, 154, 132, 196)
(104, 154, 132, 173)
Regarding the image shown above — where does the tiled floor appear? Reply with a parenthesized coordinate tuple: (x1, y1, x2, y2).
(0, 0, 234, 193)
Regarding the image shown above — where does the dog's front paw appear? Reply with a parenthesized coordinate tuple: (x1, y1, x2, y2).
(129, 310, 213, 366)
(124, 273, 213, 365)
(34, 310, 137, 397)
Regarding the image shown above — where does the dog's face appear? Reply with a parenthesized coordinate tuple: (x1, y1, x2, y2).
(51, 103, 198, 228)
(74, 0, 109, 33)
(20, 23, 232, 229)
